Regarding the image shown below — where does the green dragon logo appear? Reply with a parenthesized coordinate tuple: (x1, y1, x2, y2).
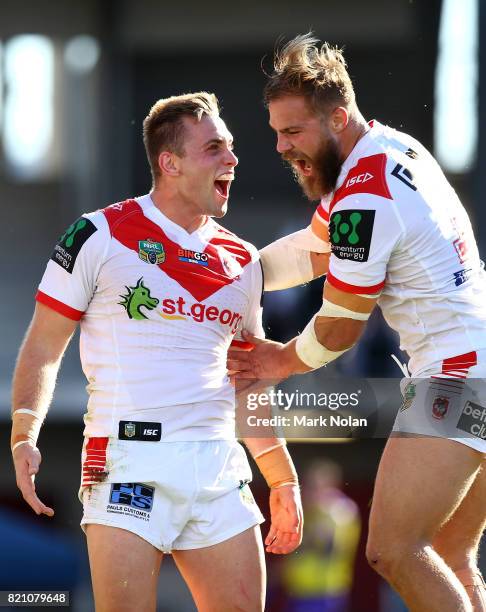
(118, 278, 159, 320)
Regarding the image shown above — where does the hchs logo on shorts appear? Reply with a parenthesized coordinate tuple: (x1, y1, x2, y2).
(107, 483, 154, 521)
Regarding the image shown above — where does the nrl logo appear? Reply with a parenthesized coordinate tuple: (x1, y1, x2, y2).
(124, 422, 136, 438)
(139, 239, 165, 265)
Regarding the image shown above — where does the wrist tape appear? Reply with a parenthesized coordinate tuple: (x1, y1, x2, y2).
(254, 444, 298, 488)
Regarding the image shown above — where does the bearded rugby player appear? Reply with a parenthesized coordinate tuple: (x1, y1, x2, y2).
(11, 92, 303, 612)
(229, 35, 486, 611)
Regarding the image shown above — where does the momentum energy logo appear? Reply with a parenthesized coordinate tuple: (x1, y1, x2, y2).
(51, 216, 97, 273)
(329, 209, 375, 262)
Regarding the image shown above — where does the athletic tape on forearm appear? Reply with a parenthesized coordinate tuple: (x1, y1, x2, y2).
(260, 242, 314, 292)
(254, 444, 299, 488)
(260, 226, 330, 292)
(11, 409, 44, 450)
(295, 300, 370, 369)
(295, 315, 347, 369)
(316, 299, 371, 321)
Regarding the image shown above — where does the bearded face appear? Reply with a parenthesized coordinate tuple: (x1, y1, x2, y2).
(268, 96, 344, 202)
(283, 133, 343, 200)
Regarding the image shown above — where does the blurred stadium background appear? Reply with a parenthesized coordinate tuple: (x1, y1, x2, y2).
(0, 0, 484, 610)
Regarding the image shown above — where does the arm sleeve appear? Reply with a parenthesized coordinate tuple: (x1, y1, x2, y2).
(327, 194, 404, 294)
(36, 212, 109, 320)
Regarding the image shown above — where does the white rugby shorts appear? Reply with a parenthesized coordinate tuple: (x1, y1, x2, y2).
(393, 350, 486, 453)
(80, 439, 264, 552)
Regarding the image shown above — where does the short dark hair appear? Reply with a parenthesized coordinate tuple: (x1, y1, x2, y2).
(143, 92, 220, 182)
(263, 33, 355, 114)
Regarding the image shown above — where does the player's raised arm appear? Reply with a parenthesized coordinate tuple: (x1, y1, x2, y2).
(11, 303, 78, 516)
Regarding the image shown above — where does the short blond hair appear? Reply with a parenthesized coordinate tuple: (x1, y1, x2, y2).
(143, 92, 219, 182)
(263, 33, 355, 114)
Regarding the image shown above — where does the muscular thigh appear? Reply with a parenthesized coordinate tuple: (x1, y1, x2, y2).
(86, 524, 163, 612)
(172, 526, 265, 612)
(370, 436, 483, 544)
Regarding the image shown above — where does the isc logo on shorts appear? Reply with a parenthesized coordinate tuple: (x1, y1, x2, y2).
(108, 483, 155, 517)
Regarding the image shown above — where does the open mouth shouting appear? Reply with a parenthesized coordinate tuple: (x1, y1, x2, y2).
(214, 173, 234, 200)
(291, 158, 313, 176)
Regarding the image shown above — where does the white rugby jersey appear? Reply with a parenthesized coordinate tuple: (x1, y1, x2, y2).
(37, 194, 263, 440)
(311, 120, 486, 375)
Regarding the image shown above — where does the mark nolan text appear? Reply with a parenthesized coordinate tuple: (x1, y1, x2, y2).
(247, 415, 368, 427)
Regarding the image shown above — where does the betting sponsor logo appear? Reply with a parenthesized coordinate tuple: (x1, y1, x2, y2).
(329, 209, 375, 262)
(432, 396, 449, 420)
(178, 248, 209, 266)
(457, 401, 486, 439)
(51, 217, 97, 273)
(139, 239, 165, 265)
(107, 483, 154, 522)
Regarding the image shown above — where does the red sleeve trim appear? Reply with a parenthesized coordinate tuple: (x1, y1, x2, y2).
(230, 340, 254, 350)
(316, 205, 329, 222)
(36, 290, 84, 321)
(326, 271, 385, 294)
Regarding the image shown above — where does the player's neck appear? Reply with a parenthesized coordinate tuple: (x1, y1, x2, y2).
(149, 187, 208, 234)
(340, 112, 370, 162)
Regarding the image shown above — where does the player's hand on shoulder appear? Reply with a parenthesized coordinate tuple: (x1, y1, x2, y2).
(265, 484, 303, 555)
(12, 443, 54, 517)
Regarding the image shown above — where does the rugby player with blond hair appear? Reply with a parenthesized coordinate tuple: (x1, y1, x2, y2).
(11, 92, 303, 612)
(229, 35, 486, 611)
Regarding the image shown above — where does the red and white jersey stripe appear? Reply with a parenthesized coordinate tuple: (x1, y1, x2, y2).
(37, 194, 263, 440)
(317, 121, 486, 374)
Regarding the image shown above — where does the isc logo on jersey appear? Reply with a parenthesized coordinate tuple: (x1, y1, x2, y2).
(345, 172, 373, 188)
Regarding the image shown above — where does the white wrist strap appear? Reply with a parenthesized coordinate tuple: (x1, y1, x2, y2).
(11, 439, 35, 453)
(12, 409, 43, 419)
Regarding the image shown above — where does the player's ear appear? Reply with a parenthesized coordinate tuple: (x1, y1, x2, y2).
(158, 151, 181, 177)
(330, 107, 349, 134)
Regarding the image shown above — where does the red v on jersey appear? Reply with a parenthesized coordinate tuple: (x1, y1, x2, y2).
(329, 153, 393, 215)
(103, 200, 252, 302)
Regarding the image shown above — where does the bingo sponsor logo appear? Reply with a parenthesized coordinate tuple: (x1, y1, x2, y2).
(178, 248, 209, 266)
(457, 401, 486, 440)
(160, 296, 242, 333)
